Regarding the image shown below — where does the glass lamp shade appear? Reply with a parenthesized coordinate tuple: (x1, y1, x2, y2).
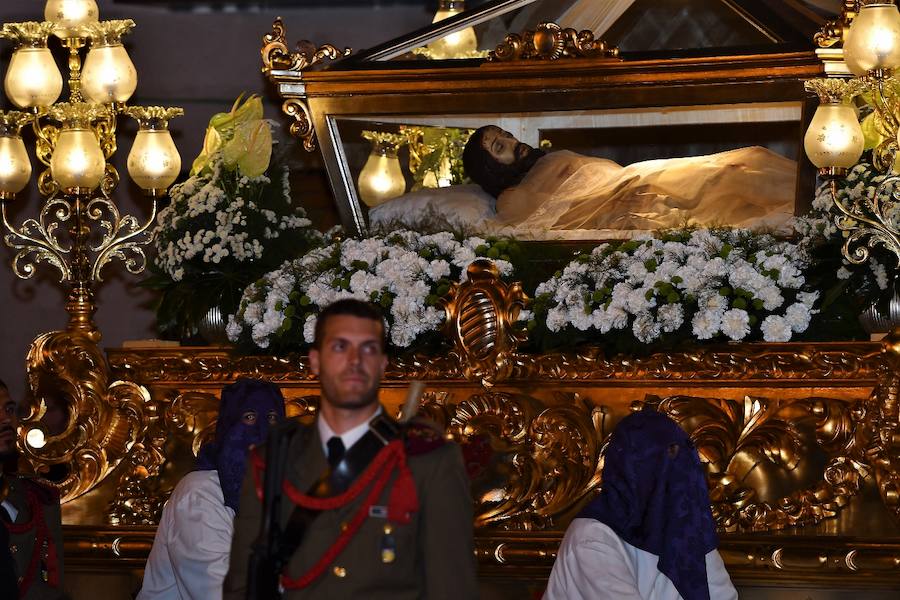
(428, 2, 477, 59)
(127, 129, 181, 192)
(44, 0, 99, 39)
(844, 3, 900, 75)
(81, 43, 137, 104)
(358, 148, 406, 207)
(803, 103, 865, 169)
(0, 134, 32, 195)
(4, 47, 63, 108)
(50, 127, 105, 191)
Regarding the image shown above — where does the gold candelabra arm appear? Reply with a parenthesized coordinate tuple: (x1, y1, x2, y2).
(829, 178, 900, 265)
(1, 197, 74, 281)
(87, 194, 158, 281)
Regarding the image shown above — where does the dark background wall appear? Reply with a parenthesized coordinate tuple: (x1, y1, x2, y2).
(0, 0, 436, 402)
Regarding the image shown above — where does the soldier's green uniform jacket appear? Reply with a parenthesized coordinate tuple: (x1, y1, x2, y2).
(224, 415, 478, 600)
(3, 475, 66, 600)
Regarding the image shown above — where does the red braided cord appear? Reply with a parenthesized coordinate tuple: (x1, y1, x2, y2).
(281, 442, 403, 510)
(280, 446, 402, 590)
(5, 488, 52, 597)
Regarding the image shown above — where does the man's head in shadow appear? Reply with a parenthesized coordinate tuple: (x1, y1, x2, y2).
(462, 125, 545, 197)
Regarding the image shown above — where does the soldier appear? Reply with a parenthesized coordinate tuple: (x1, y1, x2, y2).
(0, 379, 66, 600)
(224, 299, 478, 599)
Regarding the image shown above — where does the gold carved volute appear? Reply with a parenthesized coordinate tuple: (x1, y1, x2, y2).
(21, 331, 154, 505)
(261, 17, 351, 152)
(489, 21, 619, 62)
(442, 259, 528, 386)
(638, 394, 869, 532)
(427, 390, 605, 530)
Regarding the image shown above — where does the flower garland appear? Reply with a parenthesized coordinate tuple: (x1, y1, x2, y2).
(226, 231, 515, 350)
(531, 228, 818, 345)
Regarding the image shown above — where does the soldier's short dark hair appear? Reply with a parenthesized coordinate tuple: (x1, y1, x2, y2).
(0, 379, 7, 393)
(313, 299, 388, 352)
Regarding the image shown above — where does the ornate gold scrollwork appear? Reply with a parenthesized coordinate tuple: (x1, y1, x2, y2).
(21, 331, 153, 506)
(107, 343, 883, 384)
(425, 390, 605, 530)
(489, 21, 619, 62)
(637, 394, 868, 532)
(814, 0, 857, 48)
(261, 17, 351, 151)
(442, 259, 528, 386)
(869, 334, 900, 523)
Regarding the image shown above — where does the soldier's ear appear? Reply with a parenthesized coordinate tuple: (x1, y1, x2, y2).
(309, 348, 320, 376)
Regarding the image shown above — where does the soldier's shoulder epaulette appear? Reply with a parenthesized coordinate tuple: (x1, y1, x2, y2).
(403, 419, 449, 456)
(18, 476, 60, 504)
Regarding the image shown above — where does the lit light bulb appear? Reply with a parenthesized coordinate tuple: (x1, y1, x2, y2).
(0, 134, 32, 196)
(82, 43, 137, 104)
(128, 129, 180, 193)
(427, 0, 477, 59)
(844, 3, 900, 75)
(44, 0, 99, 39)
(82, 19, 138, 104)
(26, 427, 46, 449)
(358, 146, 406, 207)
(803, 103, 865, 170)
(50, 127, 106, 191)
(5, 46, 63, 109)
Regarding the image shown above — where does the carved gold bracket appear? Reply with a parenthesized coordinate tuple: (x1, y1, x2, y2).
(814, 0, 857, 49)
(638, 394, 868, 532)
(261, 17, 351, 152)
(442, 259, 528, 386)
(20, 331, 154, 508)
(488, 21, 619, 62)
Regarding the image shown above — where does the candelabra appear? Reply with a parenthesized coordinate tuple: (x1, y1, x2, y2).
(805, 1, 900, 265)
(0, 0, 183, 518)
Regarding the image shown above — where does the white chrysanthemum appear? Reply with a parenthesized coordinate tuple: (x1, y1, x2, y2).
(784, 301, 813, 333)
(657, 303, 684, 333)
(691, 309, 721, 340)
(761, 314, 792, 342)
(720, 308, 751, 341)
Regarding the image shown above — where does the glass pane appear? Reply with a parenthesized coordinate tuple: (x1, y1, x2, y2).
(350, 0, 802, 63)
(331, 102, 803, 239)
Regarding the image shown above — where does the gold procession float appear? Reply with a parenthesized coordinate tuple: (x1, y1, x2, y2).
(1, 0, 899, 595)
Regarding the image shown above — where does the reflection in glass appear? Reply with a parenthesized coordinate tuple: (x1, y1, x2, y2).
(428, 0, 478, 59)
(358, 131, 406, 207)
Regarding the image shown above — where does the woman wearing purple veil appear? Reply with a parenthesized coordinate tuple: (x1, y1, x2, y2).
(138, 379, 286, 600)
(545, 409, 737, 600)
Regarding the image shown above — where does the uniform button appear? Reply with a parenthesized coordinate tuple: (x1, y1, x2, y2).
(333, 566, 347, 578)
(340, 522, 349, 532)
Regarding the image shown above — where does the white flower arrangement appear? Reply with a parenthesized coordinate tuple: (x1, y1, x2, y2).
(226, 231, 515, 350)
(147, 95, 322, 339)
(153, 160, 311, 282)
(531, 228, 818, 345)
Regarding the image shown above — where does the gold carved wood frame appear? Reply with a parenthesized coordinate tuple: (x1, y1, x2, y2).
(262, 18, 823, 238)
(70, 263, 900, 590)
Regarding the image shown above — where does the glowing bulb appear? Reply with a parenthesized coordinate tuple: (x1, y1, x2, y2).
(0, 134, 32, 195)
(44, 0, 99, 38)
(358, 147, 406, 207)
(50, 127, 105, 191)
(844, 3, 900, 75)
(82, 43, 137, 104)
(803, 103, 865, 169)
(127, 129, 181, 192)
(427, 1, 477, 59)
(4, 47, 63, 109)
(26, 427, 46, 449)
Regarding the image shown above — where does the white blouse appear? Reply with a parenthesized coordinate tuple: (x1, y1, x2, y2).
(544, 518, 738, 600)
(138, 470, 235, 600)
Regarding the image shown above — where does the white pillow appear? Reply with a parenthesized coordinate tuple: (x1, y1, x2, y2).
(368, 184, 496, 230)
